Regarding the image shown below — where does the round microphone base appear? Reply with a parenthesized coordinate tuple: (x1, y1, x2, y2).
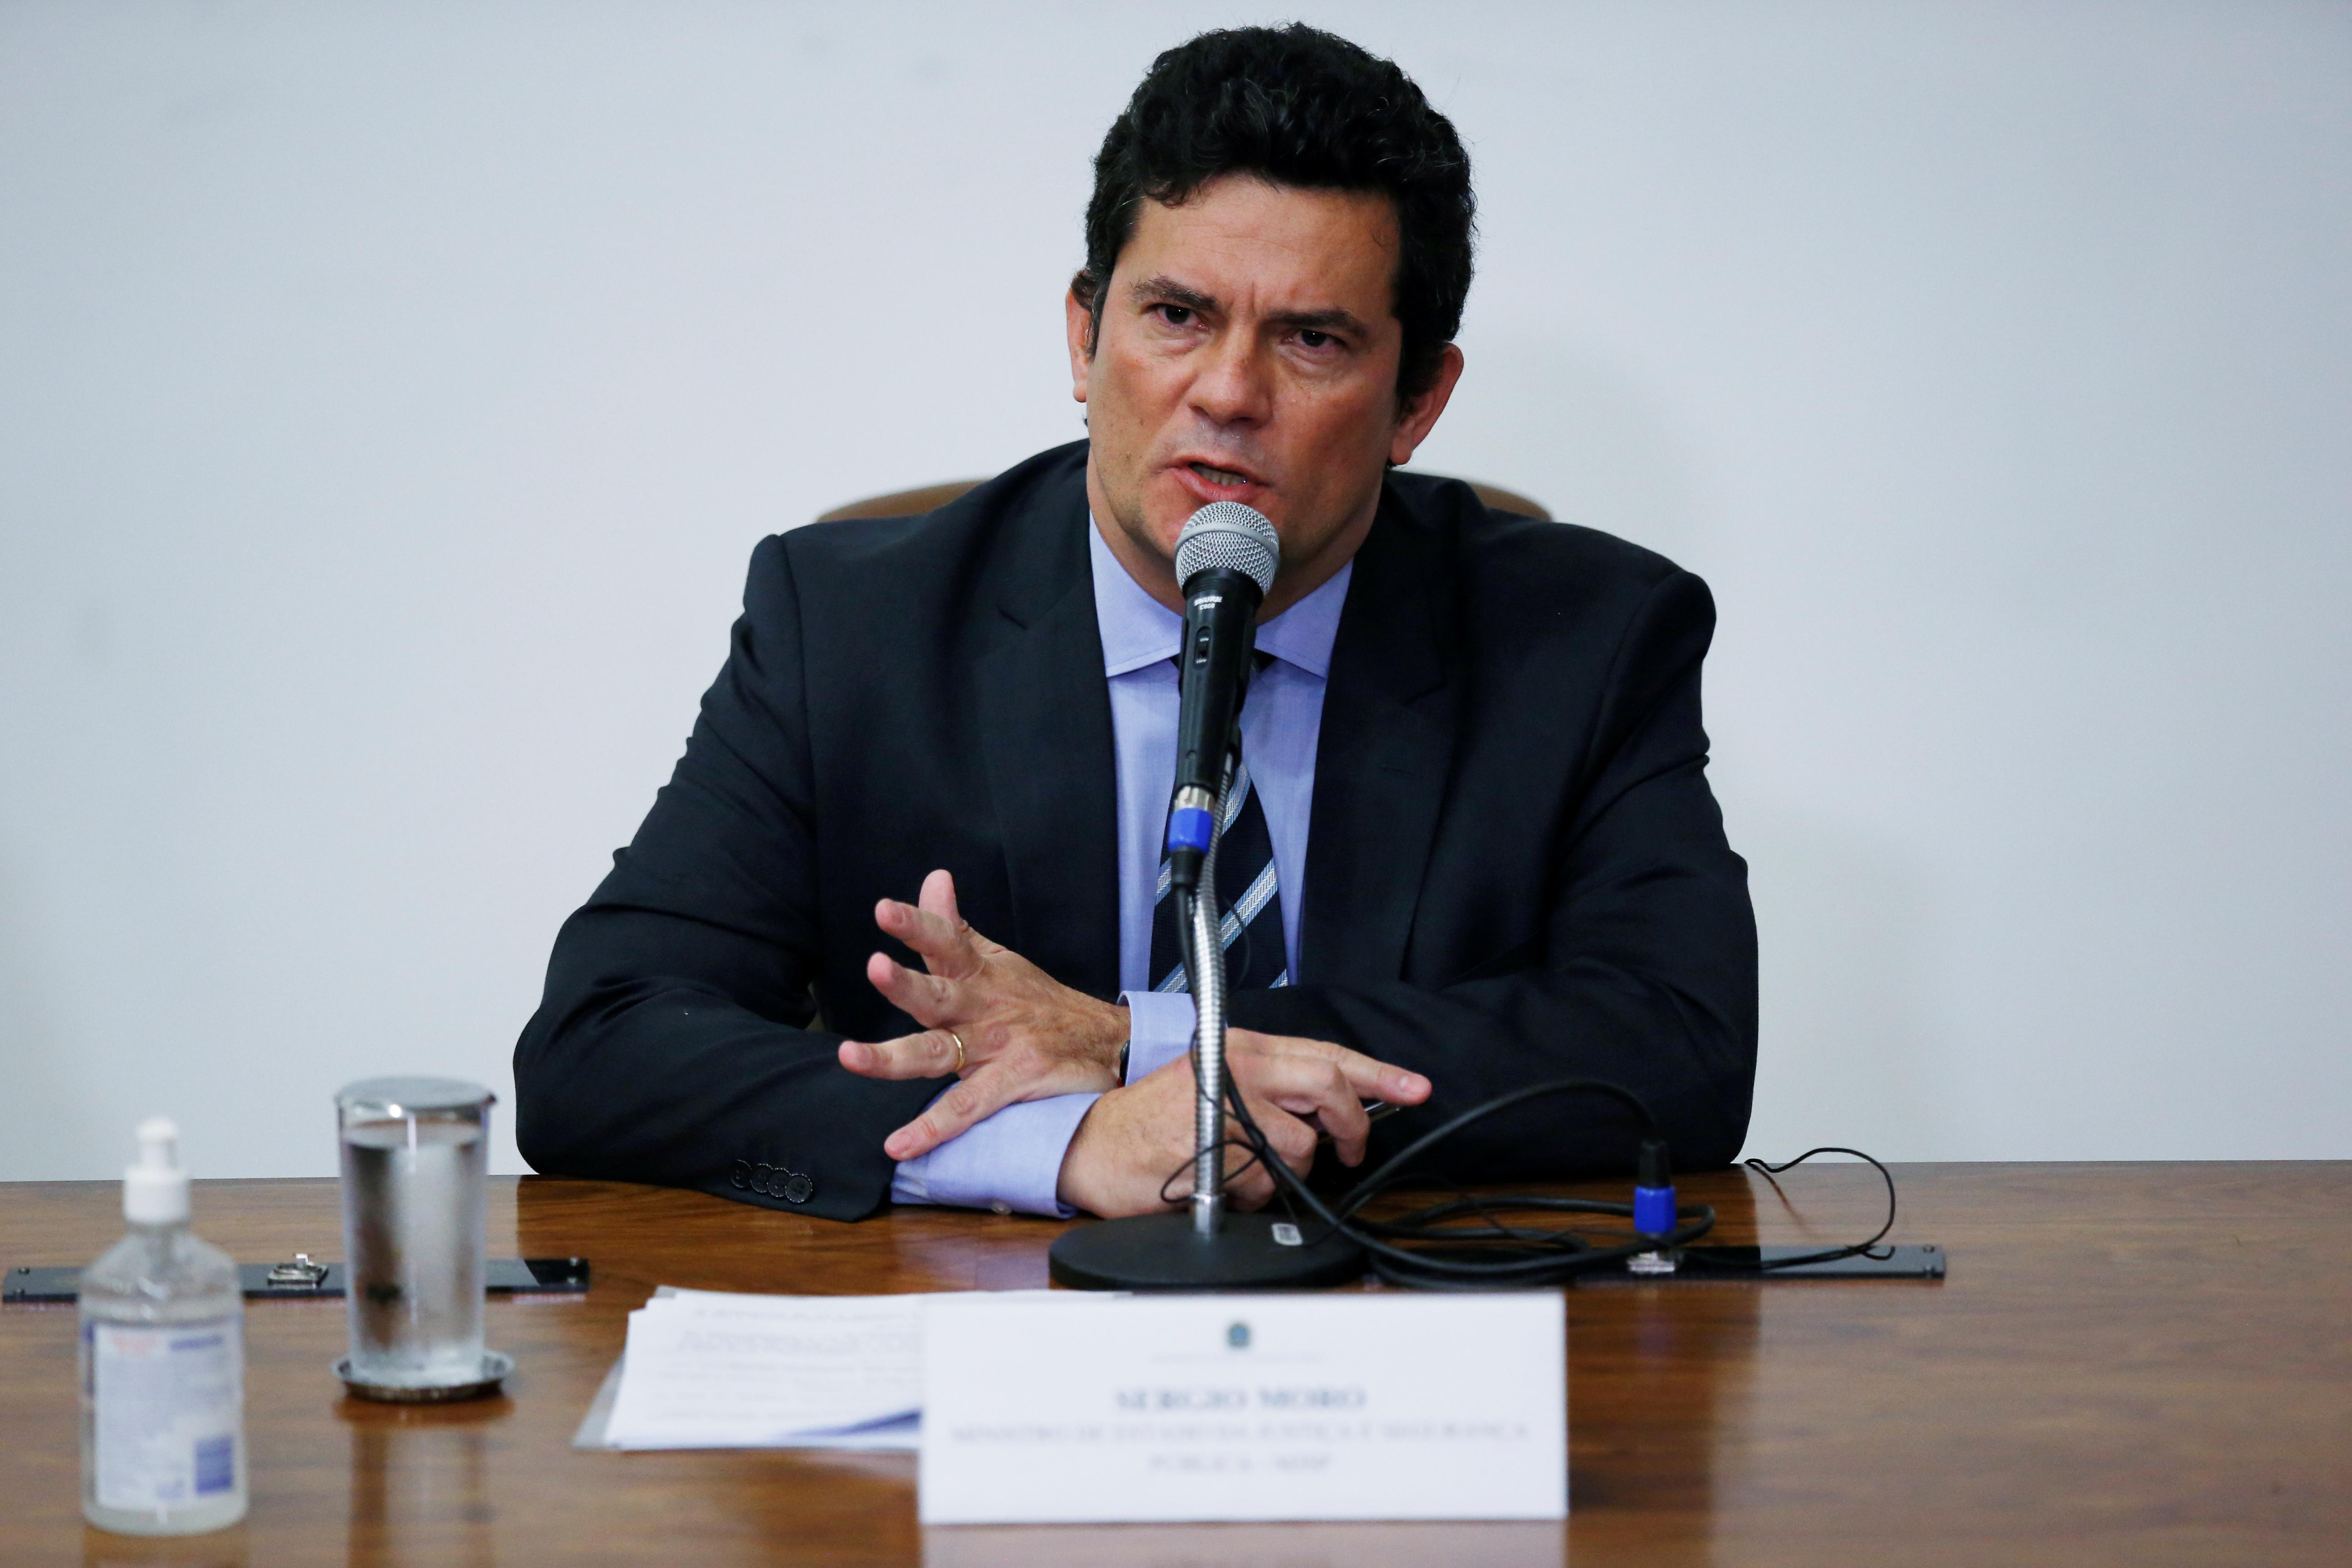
(1048, 1211, 1365, 1291)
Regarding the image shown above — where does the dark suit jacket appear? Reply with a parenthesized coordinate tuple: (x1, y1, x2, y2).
(514, 441, 1756, 1220)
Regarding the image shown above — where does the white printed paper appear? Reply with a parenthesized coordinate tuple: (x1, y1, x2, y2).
(918, 1293, 1566, 1524)
(597, 1288, 1098, 1452)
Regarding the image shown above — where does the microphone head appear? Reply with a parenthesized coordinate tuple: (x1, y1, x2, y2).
(1174, 501, 1281, 597)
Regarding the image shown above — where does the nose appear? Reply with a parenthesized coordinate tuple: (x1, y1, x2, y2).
(1187, 330, 1272, 429)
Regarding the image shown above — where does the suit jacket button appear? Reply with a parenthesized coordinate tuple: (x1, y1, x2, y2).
(729, 1160, 751, 1190)
(781, 1171, 814, 1204)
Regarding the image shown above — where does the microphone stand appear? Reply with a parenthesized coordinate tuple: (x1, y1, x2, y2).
(1184, 873, 1227, 1237)
(1047, 754, 1365, 1291)
(1185, 757, 1231, 1238)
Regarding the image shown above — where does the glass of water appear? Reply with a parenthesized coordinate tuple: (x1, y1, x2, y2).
(334, 1078, 497, 1398)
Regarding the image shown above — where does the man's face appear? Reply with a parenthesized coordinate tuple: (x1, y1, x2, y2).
(1068, 174, 1462, 617)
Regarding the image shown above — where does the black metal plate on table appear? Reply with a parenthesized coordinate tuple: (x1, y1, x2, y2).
(1575, 1243, 1945, 1284)
(3, 1256, 591, 1305)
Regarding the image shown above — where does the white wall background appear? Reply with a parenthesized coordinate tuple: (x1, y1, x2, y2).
(3, 1, 2346, 1182)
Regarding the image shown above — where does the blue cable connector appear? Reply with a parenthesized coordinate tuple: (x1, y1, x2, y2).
(1634, 1138, 1676, 1241)
(1165, 805, 1215, 854)
(1633, 1183, 1677, 1238)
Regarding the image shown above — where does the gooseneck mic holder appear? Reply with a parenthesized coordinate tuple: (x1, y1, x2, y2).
(1177, 754, 1235, 1239)
(1049, 503, 1366, 1290)
(1183, 863, 1224, 1237)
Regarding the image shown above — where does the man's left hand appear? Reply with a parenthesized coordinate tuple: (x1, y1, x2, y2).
(836, 868, 1129, 1160)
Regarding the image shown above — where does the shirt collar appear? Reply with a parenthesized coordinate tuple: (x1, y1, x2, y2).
(1088, 517, 1352, 681)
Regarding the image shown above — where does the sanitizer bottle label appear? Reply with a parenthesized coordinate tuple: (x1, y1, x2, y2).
(89, 1317, 243, 1511)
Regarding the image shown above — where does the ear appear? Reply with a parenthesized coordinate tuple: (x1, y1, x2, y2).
(1065, 288, 1094, 405)
(1388, 343, 1466, 466)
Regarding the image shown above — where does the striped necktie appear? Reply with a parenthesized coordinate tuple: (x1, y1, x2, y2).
(1149, 660, 1289, 994)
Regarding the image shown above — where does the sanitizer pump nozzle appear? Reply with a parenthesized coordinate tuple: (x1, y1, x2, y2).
(123, 1117, 191, 1226)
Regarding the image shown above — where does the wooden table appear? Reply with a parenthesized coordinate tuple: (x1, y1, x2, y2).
(3, 1164, 2346, 1566)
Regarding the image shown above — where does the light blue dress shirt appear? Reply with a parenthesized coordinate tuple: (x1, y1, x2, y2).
(890, 518, 1353, 1215)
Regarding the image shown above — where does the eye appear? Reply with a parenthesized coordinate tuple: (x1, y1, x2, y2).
(1154, 304, 1195, 326)
(1297, 329, 1333, 349)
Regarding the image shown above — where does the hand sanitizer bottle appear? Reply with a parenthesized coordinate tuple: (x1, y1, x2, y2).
(78, 1118, 248, 1534)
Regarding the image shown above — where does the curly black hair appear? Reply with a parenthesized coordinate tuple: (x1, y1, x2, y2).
(1073, 24, 1476, 407)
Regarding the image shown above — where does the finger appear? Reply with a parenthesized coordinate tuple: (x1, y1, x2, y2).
(872, 885, 983, 982)
(1234, 1054, 1373, 1166)
(866, 950, 959, 1023)
(1272, 1059, 1373, 1160)
(882, 1068, 1022, 1161)
(1224, 1099, 1315, 1186)
(1259, 1104, 1319, 1176)
(920, 867, 963, 930)
(836, 1028, 961, 1082)
(1242, 1030, 1432, 1108)
(1223, 1136, 1278, 1209)
(872, 897, 979, 979)
(929, 868, 1009, 959)
(1223, 1114, 1317, 1213)
(1317, 1046, 1429, 1107)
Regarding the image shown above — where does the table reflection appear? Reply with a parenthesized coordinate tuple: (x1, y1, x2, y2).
(1568, 1169, 1763, 1528)
(82, 1524, 249, 1568)
(344, 1402, 501, 1568)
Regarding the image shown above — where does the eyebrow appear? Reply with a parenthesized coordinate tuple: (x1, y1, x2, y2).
(1267, 306, 1370, 337)
(1129, 274, 1371, 338)
(1130, 274, 1219, 314)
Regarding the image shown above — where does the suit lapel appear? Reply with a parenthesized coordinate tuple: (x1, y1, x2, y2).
(1300, 492, 1459, 987)
(971, 492, 1123, 1001)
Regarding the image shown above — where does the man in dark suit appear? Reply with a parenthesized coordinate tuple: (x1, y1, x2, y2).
(514, 24, 1756, 1222)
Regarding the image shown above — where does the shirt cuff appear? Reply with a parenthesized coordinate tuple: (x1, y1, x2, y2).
(1121, 991, 1198, 1083)
(888, 1091, 1099, 1217)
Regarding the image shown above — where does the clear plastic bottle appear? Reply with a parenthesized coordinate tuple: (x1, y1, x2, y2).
(78, 1118, 248, 1535)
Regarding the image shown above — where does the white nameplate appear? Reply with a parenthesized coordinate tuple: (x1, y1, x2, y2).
(918, 1292, 1565, 1525)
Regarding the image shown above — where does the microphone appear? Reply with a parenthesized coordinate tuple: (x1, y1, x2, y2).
(1046, 499, 1365, 1290)
(1163, 500, 1280, 895)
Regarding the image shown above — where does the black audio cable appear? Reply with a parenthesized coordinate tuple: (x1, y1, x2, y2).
(1722, 1147, 1900, 1270)
(1171, 1057, 1716, 1288)
(1156, 774, 1891, 1285)
(1167, 1030, 1899, 1288)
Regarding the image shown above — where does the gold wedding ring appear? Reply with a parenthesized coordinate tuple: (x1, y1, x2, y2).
(946, 1030, 966, 1073)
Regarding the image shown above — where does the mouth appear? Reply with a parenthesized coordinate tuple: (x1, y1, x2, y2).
(1171, 458, 1267, 503)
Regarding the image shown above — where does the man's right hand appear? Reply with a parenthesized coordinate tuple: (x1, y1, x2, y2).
(1055, 1028, 1432, 1218)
